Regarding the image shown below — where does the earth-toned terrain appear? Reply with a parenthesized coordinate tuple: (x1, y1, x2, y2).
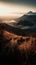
(0, 23, 36, 65)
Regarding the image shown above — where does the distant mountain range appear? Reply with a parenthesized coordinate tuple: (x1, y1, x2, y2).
(13, 11, 36, 29)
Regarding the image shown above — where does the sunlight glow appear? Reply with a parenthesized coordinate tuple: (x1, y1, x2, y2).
(0, 2, 36, 23)
(0, 2, 36, 17)
(0, 3, 25, 16)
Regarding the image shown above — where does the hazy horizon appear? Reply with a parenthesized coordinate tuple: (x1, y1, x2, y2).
(0, 0, 36, 23)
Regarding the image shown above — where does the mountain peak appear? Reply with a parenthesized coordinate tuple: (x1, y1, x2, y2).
(27, 11, 33, 14)
(27, 11, 36, 15)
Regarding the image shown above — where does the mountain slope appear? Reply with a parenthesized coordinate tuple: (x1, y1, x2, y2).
(14, 11, 36, 29)
(0, 23, 36, 65)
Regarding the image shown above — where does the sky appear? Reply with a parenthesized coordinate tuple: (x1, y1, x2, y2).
(0, 0, 36, 22)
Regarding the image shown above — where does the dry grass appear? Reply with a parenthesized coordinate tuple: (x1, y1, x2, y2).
(0, 30, 36, 65)
(1, 30, 36, 53)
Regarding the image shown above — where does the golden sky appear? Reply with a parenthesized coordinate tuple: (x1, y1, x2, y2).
(0, 2, 36, 23)
(0, 2, 36, 18)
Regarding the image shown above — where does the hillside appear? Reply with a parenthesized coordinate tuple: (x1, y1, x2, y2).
(0, 23, 36, 65)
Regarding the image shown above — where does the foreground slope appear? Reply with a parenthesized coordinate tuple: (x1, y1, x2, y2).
(0, 23, 36, 65)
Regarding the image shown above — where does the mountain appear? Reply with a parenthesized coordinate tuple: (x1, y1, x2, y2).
(14, 11, 36, 29)
(27, 11, 36, 15)
(27, 11, 33, 14)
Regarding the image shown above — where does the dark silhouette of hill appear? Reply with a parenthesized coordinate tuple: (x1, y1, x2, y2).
(0, 23, 36, 37)
(16, 15, 36, 26)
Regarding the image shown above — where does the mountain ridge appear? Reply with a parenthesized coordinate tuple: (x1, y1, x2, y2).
(13, 11, 36, 29)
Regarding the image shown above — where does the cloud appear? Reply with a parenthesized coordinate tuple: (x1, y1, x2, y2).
(0, 0, 36, 7)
